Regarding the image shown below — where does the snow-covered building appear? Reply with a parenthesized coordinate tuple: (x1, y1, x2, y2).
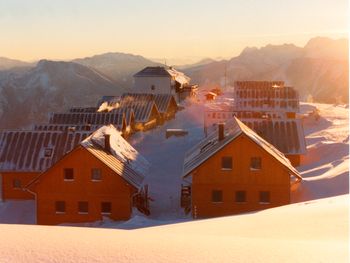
(26, 125, 150, 225)
(182, 117, 302, 218)
(132, 66, 192, 95)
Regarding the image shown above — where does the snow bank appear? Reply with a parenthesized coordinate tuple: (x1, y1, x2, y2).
(0, 195, 347, 263)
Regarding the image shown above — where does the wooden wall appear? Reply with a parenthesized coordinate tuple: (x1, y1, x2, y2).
(33, 147, 136, 225)
(191, 134, 291, 218)
(1, 172, 37, 200)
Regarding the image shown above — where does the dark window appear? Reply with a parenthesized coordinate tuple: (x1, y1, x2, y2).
(221, 156, 233, 170)
(235, 191, 246, 203)
(91, 168, 102, 181)
(250, 157, 262, 170)
(13, 179, 21, 189)
(151, 85, 155, 90)
(44, 148, 53, 157)
(101, 202, 112, 214)
(78, 201, 89, 214)
(212, 190, 223, 203)
(259, 191, 270, 203)
(55, 201, 66, 213)
(64, 168, 74, 180)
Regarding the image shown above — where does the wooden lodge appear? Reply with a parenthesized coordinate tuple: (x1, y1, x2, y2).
(0, 129, 92, 200)
(182, 117, 302, 218)
(25, 125, 150, 225)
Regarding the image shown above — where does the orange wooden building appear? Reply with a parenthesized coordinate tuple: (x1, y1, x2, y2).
(26, 125, 150, 225)
(0, 130, 92, 200)
(182, 117, 302, 218)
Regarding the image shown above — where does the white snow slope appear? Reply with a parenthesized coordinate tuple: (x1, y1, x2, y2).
(0, 94, 348, 262)
(0, 195, 348, 263)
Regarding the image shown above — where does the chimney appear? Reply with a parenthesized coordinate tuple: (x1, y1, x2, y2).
(218, 123, 225, 141)
(104, 134, 111, 152)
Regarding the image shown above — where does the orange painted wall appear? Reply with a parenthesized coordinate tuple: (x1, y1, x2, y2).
(1, 172, 37, 200)
(190, 134, 291, 218)
(32, 147, 136, 225)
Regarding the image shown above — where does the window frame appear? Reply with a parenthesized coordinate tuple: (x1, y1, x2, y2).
(78, 201, 89, 214)
(55, 201, 66, 214)
(63, 168, 74, 181)
(101, 202, 112, 215)
(221, 156, 233, 170)
(211, 190, 223, 203)
(91, 168, 102, 182)
(235, 190, 247, 203)
(259, 191, 270, 204)
(12, 178, 21, 189)
(250, 157, 262, 170)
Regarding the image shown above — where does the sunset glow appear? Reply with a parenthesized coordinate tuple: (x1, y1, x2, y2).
(0, 0, 348, 61)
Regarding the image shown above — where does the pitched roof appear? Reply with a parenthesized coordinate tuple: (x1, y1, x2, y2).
(48, 112, 127, 129)
(134, 66, 190, 84)
(121, 93, 177, 114)
(0, 129, 91, 172)
(134, 67, 172, 77)
(241, 118, 306, 155)
(183, 117, 301, 179)
(80, 125, 150, 188)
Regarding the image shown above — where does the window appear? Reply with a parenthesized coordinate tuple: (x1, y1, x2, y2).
(101, 202, 112, 214)
(78, 201, 89, 214)
(64, 168, 74, 180)
(55, 201, 66, 213)
(151, 85, 155, 91)
(44, 148, 53, 157)
(13, 179, 21, 189)
(212, 190, 223, 203)
(235, 191, 246, 203)
(250, 157, 262, 170)
(259, 191, 270, 204)
(221, 156, 232, 170)
(91, 168, 102, 181)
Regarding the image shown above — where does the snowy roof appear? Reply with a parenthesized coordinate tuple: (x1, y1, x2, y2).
(96, 95, 159, 124)
(80, 125, 150, 188)
(240, 118, 306, 155)
(134, 67, 171, 77)
(121, 93, 177, 114)
(49, 112, 127, 129)
(118, 95, 161, 123)
(134, 66, 190, 84)
(183, 117, 301, 179)
(0, 130, 92, 172)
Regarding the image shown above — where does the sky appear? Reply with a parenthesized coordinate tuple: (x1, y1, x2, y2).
(0, 0, 348, 62)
